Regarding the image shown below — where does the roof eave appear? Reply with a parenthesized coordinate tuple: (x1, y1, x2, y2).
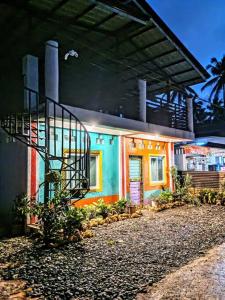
(135, 0, 210, 82)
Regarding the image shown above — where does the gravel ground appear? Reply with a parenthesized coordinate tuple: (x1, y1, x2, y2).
(1, 205, 225, 300)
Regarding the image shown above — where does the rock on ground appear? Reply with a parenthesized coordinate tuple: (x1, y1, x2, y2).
(1, 205, 225, 299)
(136, 242, 225, 300)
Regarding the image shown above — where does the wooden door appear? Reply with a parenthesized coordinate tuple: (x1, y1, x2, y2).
(129, 156, 143, 205)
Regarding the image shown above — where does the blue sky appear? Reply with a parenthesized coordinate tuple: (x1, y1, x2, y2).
(149, 0, 225, 97)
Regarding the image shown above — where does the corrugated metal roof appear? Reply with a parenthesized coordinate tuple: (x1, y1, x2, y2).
(0, 0, 209, 95)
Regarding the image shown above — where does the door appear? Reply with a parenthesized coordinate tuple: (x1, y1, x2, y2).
(129, 156, 143, 205)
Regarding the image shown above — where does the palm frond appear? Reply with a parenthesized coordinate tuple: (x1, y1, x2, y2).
(211, 57, 218, 64)
(201, 76, 219, 92)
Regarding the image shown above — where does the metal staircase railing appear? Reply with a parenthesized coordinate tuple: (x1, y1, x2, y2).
(1, 87, 91, 202)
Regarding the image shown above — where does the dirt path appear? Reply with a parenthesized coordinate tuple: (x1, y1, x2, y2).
(137, 242, 225, 300)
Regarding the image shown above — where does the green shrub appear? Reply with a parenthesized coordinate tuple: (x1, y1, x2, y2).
(159, 190, 174, 203)
(216, 192, 225, 205)
(13, 193, 29, 223)
(198, 189, 219, 205)
(63, 207, 86, 237)
(83, 204, 97, 220)
(171, 166, 193, 203)
(113, 198, 127, 214)
(95, 199, 111, 219)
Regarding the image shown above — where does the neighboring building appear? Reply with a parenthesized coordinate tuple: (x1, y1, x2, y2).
(175, 141, 225, 172)
(0, 0, 209, 234)
(175, 122, 225, 172)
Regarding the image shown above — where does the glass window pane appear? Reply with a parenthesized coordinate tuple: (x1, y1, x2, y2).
(150, 156, 164, 182)
(151, 157, 158, 181)
(158, 158, 163, 181)
(90, 156, 97, 187)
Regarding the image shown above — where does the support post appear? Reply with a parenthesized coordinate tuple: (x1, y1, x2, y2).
(22, 55, 39, 110)
(44, 40, 59, 207)
(45, 40, 59, 102)
(138, 79, 146, 122)
(187, 96, 194, 132)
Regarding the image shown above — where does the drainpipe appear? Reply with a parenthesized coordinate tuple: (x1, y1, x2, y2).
(138, 79, 146, 122)
(22, 55, 39, 110)
(45, 40, 59, 102)
(187, 96, 194, 132)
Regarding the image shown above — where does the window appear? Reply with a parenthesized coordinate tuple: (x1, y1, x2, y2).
(90, 155, 98, 188)
(150, 156, 165, 183)
(66, 151, 102, 191)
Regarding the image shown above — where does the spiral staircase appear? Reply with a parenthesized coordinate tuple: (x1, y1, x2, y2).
(0, 87, 91, 202)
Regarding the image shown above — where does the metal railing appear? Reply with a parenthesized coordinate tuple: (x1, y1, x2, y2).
(146, 97, 189, 131)
(1, 87, 91, 202)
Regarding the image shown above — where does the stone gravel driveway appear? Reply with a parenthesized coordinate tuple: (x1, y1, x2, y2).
(1, 205, 225, 299)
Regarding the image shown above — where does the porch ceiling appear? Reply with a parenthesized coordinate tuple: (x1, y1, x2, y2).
(0, 0, 209, 96)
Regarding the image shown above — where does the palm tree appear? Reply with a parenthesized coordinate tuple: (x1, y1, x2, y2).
(206, 97, 224, 122)
(193, 99, 209, 124)
(201, 55, 225, 106)
(162, 86, 198, 105)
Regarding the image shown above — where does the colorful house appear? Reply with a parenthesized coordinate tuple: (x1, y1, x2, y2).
(0, 0, 209, 234)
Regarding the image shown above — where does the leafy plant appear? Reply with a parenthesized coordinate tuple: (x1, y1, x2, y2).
(198, 189, 218, 205)
(84, 204, 97, 220)
(13, 193, 29, 223)
(220, 178, 225, 192)
(113, 198, 127, 214)
(159, 190, 174, 203)
(171, 166, 192, 203)
(63, 207, 86, 238)
(95, 199, 111, 219)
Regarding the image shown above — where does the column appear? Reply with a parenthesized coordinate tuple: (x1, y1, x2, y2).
(45, 40, 59, 102)
(22, 54, 39, 110)
(138, 79, 146, 122)
(187, 96, 194, 132)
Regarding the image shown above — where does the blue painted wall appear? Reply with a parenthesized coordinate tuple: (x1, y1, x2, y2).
(37, 127, 119, 202)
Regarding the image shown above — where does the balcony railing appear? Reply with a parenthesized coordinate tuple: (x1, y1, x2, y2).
(146, 97, 189, 131)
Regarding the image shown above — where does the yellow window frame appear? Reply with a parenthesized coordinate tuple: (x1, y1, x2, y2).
(149, 154, 167, 186)
(63, 149, 103, 192)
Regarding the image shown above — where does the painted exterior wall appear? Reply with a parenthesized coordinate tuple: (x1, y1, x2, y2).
(122, 137, 171, 204)
(0, 131, 28, 236)
(37, 128, 119, 206)
(75, 132, 119, 206)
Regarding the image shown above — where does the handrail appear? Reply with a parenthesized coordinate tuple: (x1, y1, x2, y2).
(1, 88, 91, 201)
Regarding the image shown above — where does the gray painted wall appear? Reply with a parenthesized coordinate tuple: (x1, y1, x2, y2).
(0, 130, 28, 236)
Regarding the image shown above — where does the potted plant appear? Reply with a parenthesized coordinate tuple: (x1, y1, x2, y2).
(126, 199, 136, 214)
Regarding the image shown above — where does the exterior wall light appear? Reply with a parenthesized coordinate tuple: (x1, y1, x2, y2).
(130, 138, 136, 149)
(156, 143, 160, 150)
(139, 140, 145, 149)
(96, 134, 104, 145)
(109, 136, 114, 145)
(148, 142, 152, 149)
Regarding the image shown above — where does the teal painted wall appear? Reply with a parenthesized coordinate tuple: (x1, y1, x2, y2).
(37, 127, 119, 202)
(126, 189, 164, 205)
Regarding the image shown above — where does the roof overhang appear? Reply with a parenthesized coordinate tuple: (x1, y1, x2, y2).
(0, 0, 209, 96)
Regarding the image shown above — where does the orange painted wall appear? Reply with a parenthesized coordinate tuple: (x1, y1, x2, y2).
(73, 194, 119, 208)
(125, 137, 171, 195)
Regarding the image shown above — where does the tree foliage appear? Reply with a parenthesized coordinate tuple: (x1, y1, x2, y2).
(201, 55, 225, 106)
